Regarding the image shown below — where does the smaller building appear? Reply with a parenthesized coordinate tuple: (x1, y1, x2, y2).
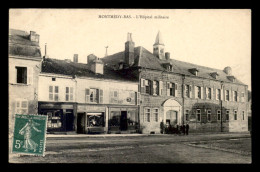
(38, 55, 139, 134)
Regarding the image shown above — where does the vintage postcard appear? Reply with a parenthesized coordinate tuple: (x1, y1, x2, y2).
(9, 9, 251, 163)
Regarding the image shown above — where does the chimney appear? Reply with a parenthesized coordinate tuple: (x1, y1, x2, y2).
(43, 43, 47, 61)
(73, 54, 78, 63)
(29, 31, 40, 43)
(90, 57, 104, 75)
(125, 32, 135, 66)
(165, 52, 170, 60)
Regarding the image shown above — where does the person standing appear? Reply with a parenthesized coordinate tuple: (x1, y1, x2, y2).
(185, 123, 189, 135)
(182, 124, 186, 135)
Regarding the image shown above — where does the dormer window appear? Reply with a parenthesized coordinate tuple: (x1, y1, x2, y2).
(227, 76, 236, 82)
(162, 62, 173, 72)
(189, 68, 199, 76)
(211, 72, 219, 79)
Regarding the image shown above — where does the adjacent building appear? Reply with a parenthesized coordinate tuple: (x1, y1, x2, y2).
(9, 29, 42, 137)
(38, 54, 139, 134)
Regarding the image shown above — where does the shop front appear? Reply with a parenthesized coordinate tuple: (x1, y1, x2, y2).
(77, 104, 107, 134)
(38, 102, 76, 133)
(108, 107, 139, 133)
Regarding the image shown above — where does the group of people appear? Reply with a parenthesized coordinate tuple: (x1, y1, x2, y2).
(165, 123, 189, 135)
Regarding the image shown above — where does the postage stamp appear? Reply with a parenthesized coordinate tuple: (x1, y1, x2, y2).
(12, 114, 47, 156)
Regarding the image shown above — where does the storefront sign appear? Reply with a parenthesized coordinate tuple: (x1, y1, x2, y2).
(78, 105, 105, 112)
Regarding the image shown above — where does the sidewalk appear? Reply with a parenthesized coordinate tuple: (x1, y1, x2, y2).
(46, 131, 250, 138)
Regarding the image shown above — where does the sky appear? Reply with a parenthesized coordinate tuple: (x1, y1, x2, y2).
(9, 9, 251, 90)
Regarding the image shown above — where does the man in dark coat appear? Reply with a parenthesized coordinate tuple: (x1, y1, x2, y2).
(182, 124, 186, 135)
(185, 123, 189, 135)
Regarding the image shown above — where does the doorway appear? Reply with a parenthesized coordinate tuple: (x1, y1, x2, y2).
(77, 113, 85, 134)
(65, 111, 74, 131)
(120, 111, 128, 131)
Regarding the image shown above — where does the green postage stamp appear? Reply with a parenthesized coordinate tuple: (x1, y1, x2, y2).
(12, 114, 47, 156)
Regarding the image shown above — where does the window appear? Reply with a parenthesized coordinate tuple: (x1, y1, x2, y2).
(195, 86, 201, 99)
(16, 99, 28, 114)
(196, 109, 201, 122)
(144, 108, 151, 122)
(153, 108, 159, 122)
(52, 77, 56, 81)
(16, 67, 27, 84)
(145, 80, 152, 94)
(185, 85, 190, 98)
(90, 88, 98, 103)
(49, 86, 59, 101)
(234, 110, 237, 120)
(65, 87, 73, 101)
(241, 92, 245, 102)
(206, 87, 212, 99)
(217, 110, 221, 121)
(233, 91, 238, 102)
(86, 88, 103, 103)
(167, 82, 177, 97)
(242, 111, 245, 120)
(153, 81, 159, 95)
(226, 110, 229, 121)
(207, 110, 211, 122)
(185, 110, 189, 121)
(87, 113, 105, 127)
(225, 90, 230, 101)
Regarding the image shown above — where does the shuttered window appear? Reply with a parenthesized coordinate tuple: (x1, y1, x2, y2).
(217, 110, 221, 121)
(86, 88, 103, 103)
(65, 87, 73, 101)
(15, 99, 28, 114)
(49, 86, 59, 101)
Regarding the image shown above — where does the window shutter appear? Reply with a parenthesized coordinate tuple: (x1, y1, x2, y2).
(210, 88, 213, 100)
(183, 84, 186, 97)
(85, 88, 90, 103)
(221, 89, 224, 101)
(195, 86, 198, 98)
(189, 85, 192, 98)
(99, 89, 103, 103)
(166, 82, 170, 96)
(27, 67, 33, 85)
(229, 90, 232, 102)
(141, 78, 144, 87)
(159, 81, 163, 95)
(237, 92, 240, 102)
(232, 91, 234, 101)
(15, 100, 20, 114)
(136, 92, 140, 105)
(175, 83, 178, 97)
(206, 87, 208, 99)
(201, 87, 203, 99)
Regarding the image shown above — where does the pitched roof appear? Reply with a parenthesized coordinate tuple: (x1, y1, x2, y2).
(9, 29, 41, 58)
(41, 58, 138, 82)
(102, 46, 246, 85)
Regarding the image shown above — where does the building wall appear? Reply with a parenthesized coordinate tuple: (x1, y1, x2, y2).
(38, 74, 76, 102)
(9, 57, 42, 138)
(76, 77, 138, 104)
(139, 69, 248, 134)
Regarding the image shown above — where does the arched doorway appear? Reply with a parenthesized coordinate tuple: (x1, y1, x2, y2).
(162, 98, 182, 125)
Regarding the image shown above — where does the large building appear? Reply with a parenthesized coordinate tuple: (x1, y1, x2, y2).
(103, 32, 249, 134)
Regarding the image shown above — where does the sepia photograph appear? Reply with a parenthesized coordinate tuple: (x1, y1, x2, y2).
(8, 9, 251, 163)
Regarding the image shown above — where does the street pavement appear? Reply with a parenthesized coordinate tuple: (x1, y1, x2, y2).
(9, 132, 251, 163)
